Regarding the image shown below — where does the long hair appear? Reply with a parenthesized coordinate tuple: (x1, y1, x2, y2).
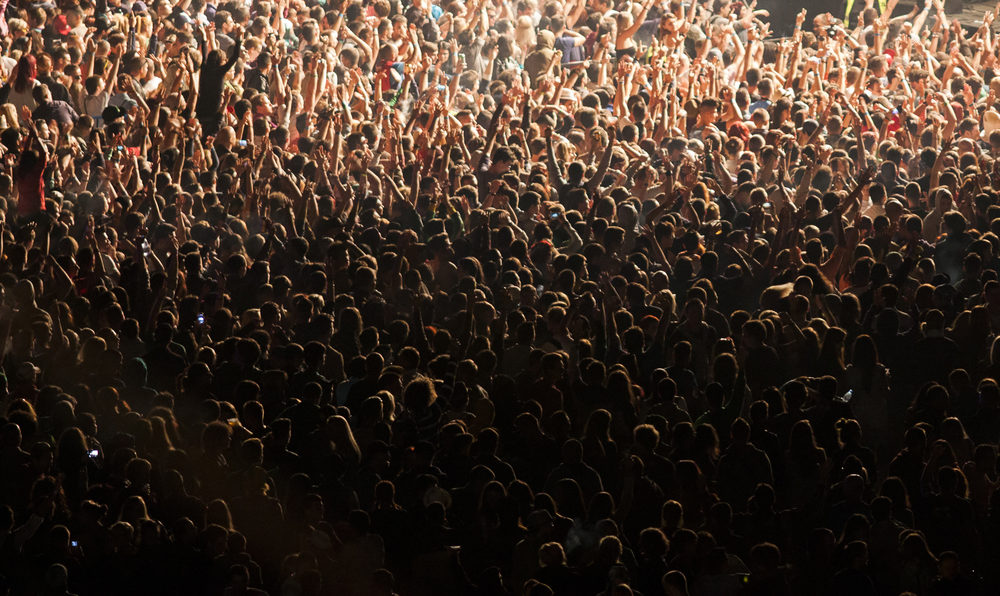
(328, 415, 361, 465)
(789, 420, 820, 454)
(607, 370, 636, 411)
(56, 427, 88, 472)
(583, 409, 613, 442)
(11, 55, 37, 93)
(990, 335, 1000, 367)
(850, 334, 880, 369)
(818, 326, 847, 375)
(900, 531, 938, 565)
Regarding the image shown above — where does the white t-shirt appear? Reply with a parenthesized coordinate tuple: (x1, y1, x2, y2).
(0, 56, 15, 79)
(84, 90, 109, 120)
(7, 79, 40, 117)
(142, 76, 162, 95)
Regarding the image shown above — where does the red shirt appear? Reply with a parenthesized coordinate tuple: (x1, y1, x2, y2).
(15, 153, 46, 217)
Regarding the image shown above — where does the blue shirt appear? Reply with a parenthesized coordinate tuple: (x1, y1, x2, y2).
(747, 99, 771, 115)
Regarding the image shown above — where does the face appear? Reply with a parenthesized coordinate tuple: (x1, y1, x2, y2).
(255, 97, 274, 116)
(155, 230, 176, 252)
(438, 238, 454, 258)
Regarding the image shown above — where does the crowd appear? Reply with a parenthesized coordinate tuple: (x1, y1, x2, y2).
(3, 0, 1000, 593)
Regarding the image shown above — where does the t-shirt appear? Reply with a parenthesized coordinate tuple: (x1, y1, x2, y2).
(747, 98, 771, 115)
(217, 33, 235, 54)
(7, 79, 40, 119)
(245, 68, 270, 95)
(84, 91, 110, 120)
(554, 35, 585, 63)
(37, 74, 69, 103)
(32, 100, 79, 126)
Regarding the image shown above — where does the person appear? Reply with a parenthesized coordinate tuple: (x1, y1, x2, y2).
(30, 85, 78, 126)
(4, 55, 40, 117)
(195, 33, 243, 135)
(2, 0, 1000, 595)
(13, 122, 47, 219)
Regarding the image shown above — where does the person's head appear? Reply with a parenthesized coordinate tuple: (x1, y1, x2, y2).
(12, 54, 37, 92)
(938, 551, 962, 578)
(32, 84, 52, 105)
(698, 98, 720, 124)
(206, 48, 228, 69)
(538, 541, 566, 568)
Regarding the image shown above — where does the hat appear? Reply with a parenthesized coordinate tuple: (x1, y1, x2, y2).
(101, 105, 126, 123)
(526, 509, 554, 531)
(94, 14, 113, 31)
(132, 1, 147, 13)
(172, 10, 194, 26)
(536, 30, 555, 49)
(53, 14, 70, 36)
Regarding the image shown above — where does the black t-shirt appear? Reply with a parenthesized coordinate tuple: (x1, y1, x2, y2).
(37, 74, 70, 103)
(245, 68, 270, 95)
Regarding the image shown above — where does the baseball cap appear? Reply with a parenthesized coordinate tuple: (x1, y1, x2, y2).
(53, 15, 70, 36)
(101, 105, 126, 123)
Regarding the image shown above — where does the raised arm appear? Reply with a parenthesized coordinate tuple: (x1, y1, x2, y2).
(585, 129, 616, 195)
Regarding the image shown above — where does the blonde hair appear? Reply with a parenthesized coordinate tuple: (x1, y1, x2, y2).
(515, 15, 536, 54)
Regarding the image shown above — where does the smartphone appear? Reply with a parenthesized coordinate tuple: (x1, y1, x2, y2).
(239, 139, 248, 147)
(197, 313, 205, 325)
(762, 202, 772, 209)
(88, 449, 99, 459)
(141, 238, 151, 257)
(550, 211, 559, 220)
(71, 540, 79, 547)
